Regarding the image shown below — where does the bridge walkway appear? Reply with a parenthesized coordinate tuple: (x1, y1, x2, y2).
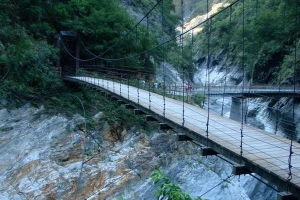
(65, 76, 300, 199)
(169, 85, 300, 98)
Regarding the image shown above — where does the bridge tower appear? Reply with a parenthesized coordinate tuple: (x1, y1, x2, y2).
(54, 31, 80, 76)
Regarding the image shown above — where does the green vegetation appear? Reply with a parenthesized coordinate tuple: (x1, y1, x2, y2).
(0, 0, 182, 137)
(192, 93, 206, 108)
(0, 126, 14, 132)
(166, 35, 197, 80)
(127, 0, 179, 36)
(43, 85, 153, 132)
(195, 0, 300, 84)
(0, 23, 61, 105)
(0, 0, 181, 106)
(151, 169, 203, 200)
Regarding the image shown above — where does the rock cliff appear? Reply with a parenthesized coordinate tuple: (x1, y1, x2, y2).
(0, 104, 276, 199)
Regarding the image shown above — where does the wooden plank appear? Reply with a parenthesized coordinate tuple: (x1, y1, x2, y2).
(68, 77, 300, 200)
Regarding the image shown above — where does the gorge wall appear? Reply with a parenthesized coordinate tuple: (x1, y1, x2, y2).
(0, 102, 276, 199)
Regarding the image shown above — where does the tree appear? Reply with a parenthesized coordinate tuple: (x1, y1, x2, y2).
(194, 0, 300, 84)
(1, 0, 176, 103)
(151, 169, 203, 200)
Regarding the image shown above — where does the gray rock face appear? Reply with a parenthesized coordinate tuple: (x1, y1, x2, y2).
(0, 105, 275, 199)
(0, 106, 80, 199)
(0, 108, 9, 121)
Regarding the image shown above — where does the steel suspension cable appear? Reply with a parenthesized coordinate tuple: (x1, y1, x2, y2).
(287, 0, 299, 185)
(221, 66, 228, 116)
(79, 0, 164, 62)
(137, 77, 140, 104)
(135, 27, 140, 104)
(181, 0, 185, 128)
(71, 76, 300, 174)
(60, 0, 244, 67)
(206, 0, 211, 147)
(146, 15, 152, 111)
(249, 174, 279, 193)
(69, 95, 86, 200)
(200, 174, 234, 198)
(190, 30, 194, 101)
(244, 0, 249, 125)
(239, 0, 245, 164)
(221, 7, 233, 116)
(61, 0, 245, 66)
(188, 139, 280, 195)
(275, 107, 279, 134)
(127, 76, 130, 100)
(112, 60, 115, 93)
(161, 0, 166, 120)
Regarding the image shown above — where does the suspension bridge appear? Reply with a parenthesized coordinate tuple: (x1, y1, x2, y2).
(169, 85, 300, 98)
(56, 0, 300, 199)
(64, 76, 300, 198)
(63, 75, 300, 199)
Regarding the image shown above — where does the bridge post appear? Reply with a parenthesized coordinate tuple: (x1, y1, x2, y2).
(177, 134, 193, 141)
(232, 165, 251, 175)
(117, 100, 125, 105)
(54, 31, 79, 76)
(201, 147, 218, 156)
(145, 115, 157, 122)
(125, 104, 135, 109)
(277, 192, 298, 200)
(134, 109, 145, 115)
(160, 123, 172, 130)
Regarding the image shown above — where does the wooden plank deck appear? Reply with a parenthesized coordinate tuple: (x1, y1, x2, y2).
(67, 76, 300, 199)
